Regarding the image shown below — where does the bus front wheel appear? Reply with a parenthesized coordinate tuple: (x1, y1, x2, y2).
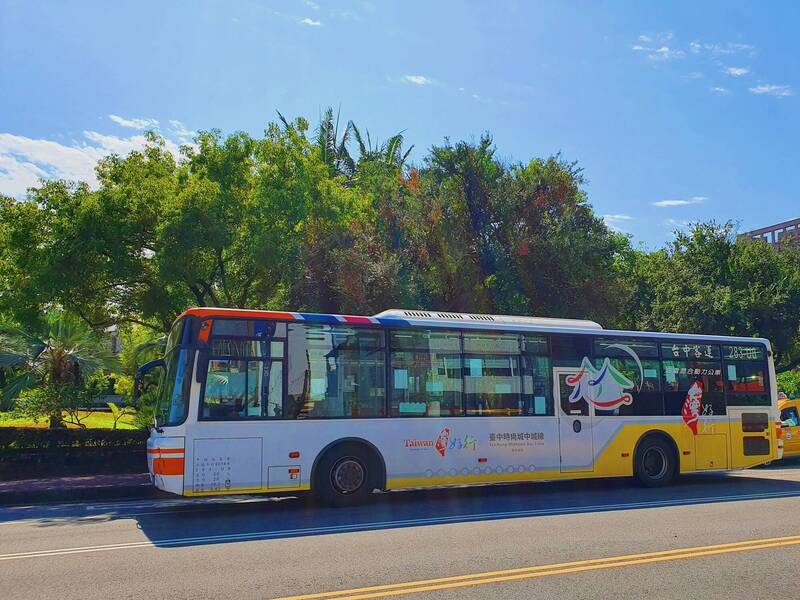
(634, 436, 676, 488)
(314, 443, 377, 507)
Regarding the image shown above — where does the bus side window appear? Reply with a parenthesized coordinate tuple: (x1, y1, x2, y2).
(593, 338, 662, 416)
(462, 333, 521, 417)
(389, 329, 462, 417)
(550, 334, 592, 416)
(521, 335, 553, 416)
(285, 324, 386, 419)
(661, 343, 725, 416)
(200, 336, 284, 421)
(722, 344, 770, 407)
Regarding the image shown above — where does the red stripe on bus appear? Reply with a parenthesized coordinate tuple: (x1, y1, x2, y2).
(342, 315, 374, 324)
(153, 457, 184, 476)
(147, 448, 185, 455)
(198, 319, 212, 343)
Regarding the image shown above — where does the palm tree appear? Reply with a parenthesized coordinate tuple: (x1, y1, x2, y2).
(349, 122, 414, 169)
(275, 108, 413, 178)
(0, 311, 119, 427)
(315, 107, 356, 178)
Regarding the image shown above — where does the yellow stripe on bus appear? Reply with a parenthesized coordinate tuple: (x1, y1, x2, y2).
(184, 484, 311, 497)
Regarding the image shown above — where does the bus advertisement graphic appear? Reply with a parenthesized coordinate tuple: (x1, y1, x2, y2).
(681, 380, 704, 435)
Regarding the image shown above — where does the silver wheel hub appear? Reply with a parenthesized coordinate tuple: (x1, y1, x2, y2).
(643, 447, 668, 480)
(331, 458, 365, 494)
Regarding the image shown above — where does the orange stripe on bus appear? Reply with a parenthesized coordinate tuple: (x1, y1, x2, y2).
(153, 457, 184, 476)
(178, 307, 296, 321)
(147, 448, 184, 454)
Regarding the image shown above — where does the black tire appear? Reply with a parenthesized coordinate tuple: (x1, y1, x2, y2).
(313, 443, 378, 507)
(634, 436, 676, 488)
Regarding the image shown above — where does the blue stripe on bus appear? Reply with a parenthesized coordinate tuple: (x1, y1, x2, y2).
(297, 313, 343, 325)
(375, 317, 411, 327)
(294, 313, 411, 327)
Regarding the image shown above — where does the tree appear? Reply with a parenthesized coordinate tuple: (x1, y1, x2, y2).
(349, 122, 414, 170)
(0, 120, 374, 329)
(5, 108, 795, 369)
(106, 400, 134, 430)
(777, 370, 800, 398)
(398, 137, 631, 321)
(497, 155, 634, 323)
(0, 311, 119, 427)
(313, 107, 356, 179)
(0, 138, 184, 331)
(632, 222, 800, 372)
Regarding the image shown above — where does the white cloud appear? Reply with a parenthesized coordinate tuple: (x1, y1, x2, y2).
(749, 84, 793, 97)
(304, 0, 319, 9)
(109, 114, 159, 130)
(0, 130, 181, 198)
(639, 32, 673, 43)
(632, 32, 684, 60)
(632, 44, 685, 61)
(299, 17, 321, 26)
(723, 66, 749, 77)
(329, 8, 360, 20)
(653, 196, 707, 207)
(653, 46, 685, 60)
(0, 152, 50, 198)
(402, 75, 433, 86)
(703, 42, 755, 56)
(711, 86, 729, 95)
(665, 218, 691, 228)
(603, 214, 634, 231)
(168, 119, 196, 141)
(688, 41, 756, 57)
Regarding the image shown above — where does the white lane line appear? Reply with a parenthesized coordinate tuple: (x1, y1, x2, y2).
(2, 489, 800, 561)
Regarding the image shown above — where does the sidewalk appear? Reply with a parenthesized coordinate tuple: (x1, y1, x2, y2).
(0, 473, 157, 506)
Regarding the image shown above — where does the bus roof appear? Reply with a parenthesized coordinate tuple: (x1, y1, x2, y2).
(177, 307, 770, 348)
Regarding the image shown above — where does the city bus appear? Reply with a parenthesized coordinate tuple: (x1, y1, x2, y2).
(137, 307, 782, 506)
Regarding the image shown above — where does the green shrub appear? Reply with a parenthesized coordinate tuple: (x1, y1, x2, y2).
(778, 370, 800, 399)
(0, 427, 148, 452)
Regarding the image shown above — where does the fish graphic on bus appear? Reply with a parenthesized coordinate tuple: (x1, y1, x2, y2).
(681, 380, 704, 435)
(567, 357, 635, 410)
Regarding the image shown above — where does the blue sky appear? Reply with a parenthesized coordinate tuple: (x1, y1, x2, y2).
(1, 0, 797, 248)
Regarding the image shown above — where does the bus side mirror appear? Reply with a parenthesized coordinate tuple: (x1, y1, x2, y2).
(134, 359, 165, 402)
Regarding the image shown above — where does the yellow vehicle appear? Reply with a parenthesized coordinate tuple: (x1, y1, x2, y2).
(779, 393, 800, 457)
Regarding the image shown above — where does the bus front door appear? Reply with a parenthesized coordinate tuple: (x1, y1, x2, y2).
(554, 368, 594, 472)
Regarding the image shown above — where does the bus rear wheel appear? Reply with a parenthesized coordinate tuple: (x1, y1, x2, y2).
(635, 436, 676, 488)
(314, 443, 377, 507)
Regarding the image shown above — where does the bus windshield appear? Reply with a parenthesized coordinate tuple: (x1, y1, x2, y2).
(155, 320, 190, 427)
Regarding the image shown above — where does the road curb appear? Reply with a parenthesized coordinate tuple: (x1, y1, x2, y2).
(0, 482, 159, 506)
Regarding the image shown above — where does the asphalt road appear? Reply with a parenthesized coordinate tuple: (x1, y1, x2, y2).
(2, 461, 800, 600)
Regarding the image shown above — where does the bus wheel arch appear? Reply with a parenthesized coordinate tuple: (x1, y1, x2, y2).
(633, 431, 679, 487)
(311, 438, 386, 506)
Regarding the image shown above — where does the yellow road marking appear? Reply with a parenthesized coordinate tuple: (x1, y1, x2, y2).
(274, 534, 800, 600)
